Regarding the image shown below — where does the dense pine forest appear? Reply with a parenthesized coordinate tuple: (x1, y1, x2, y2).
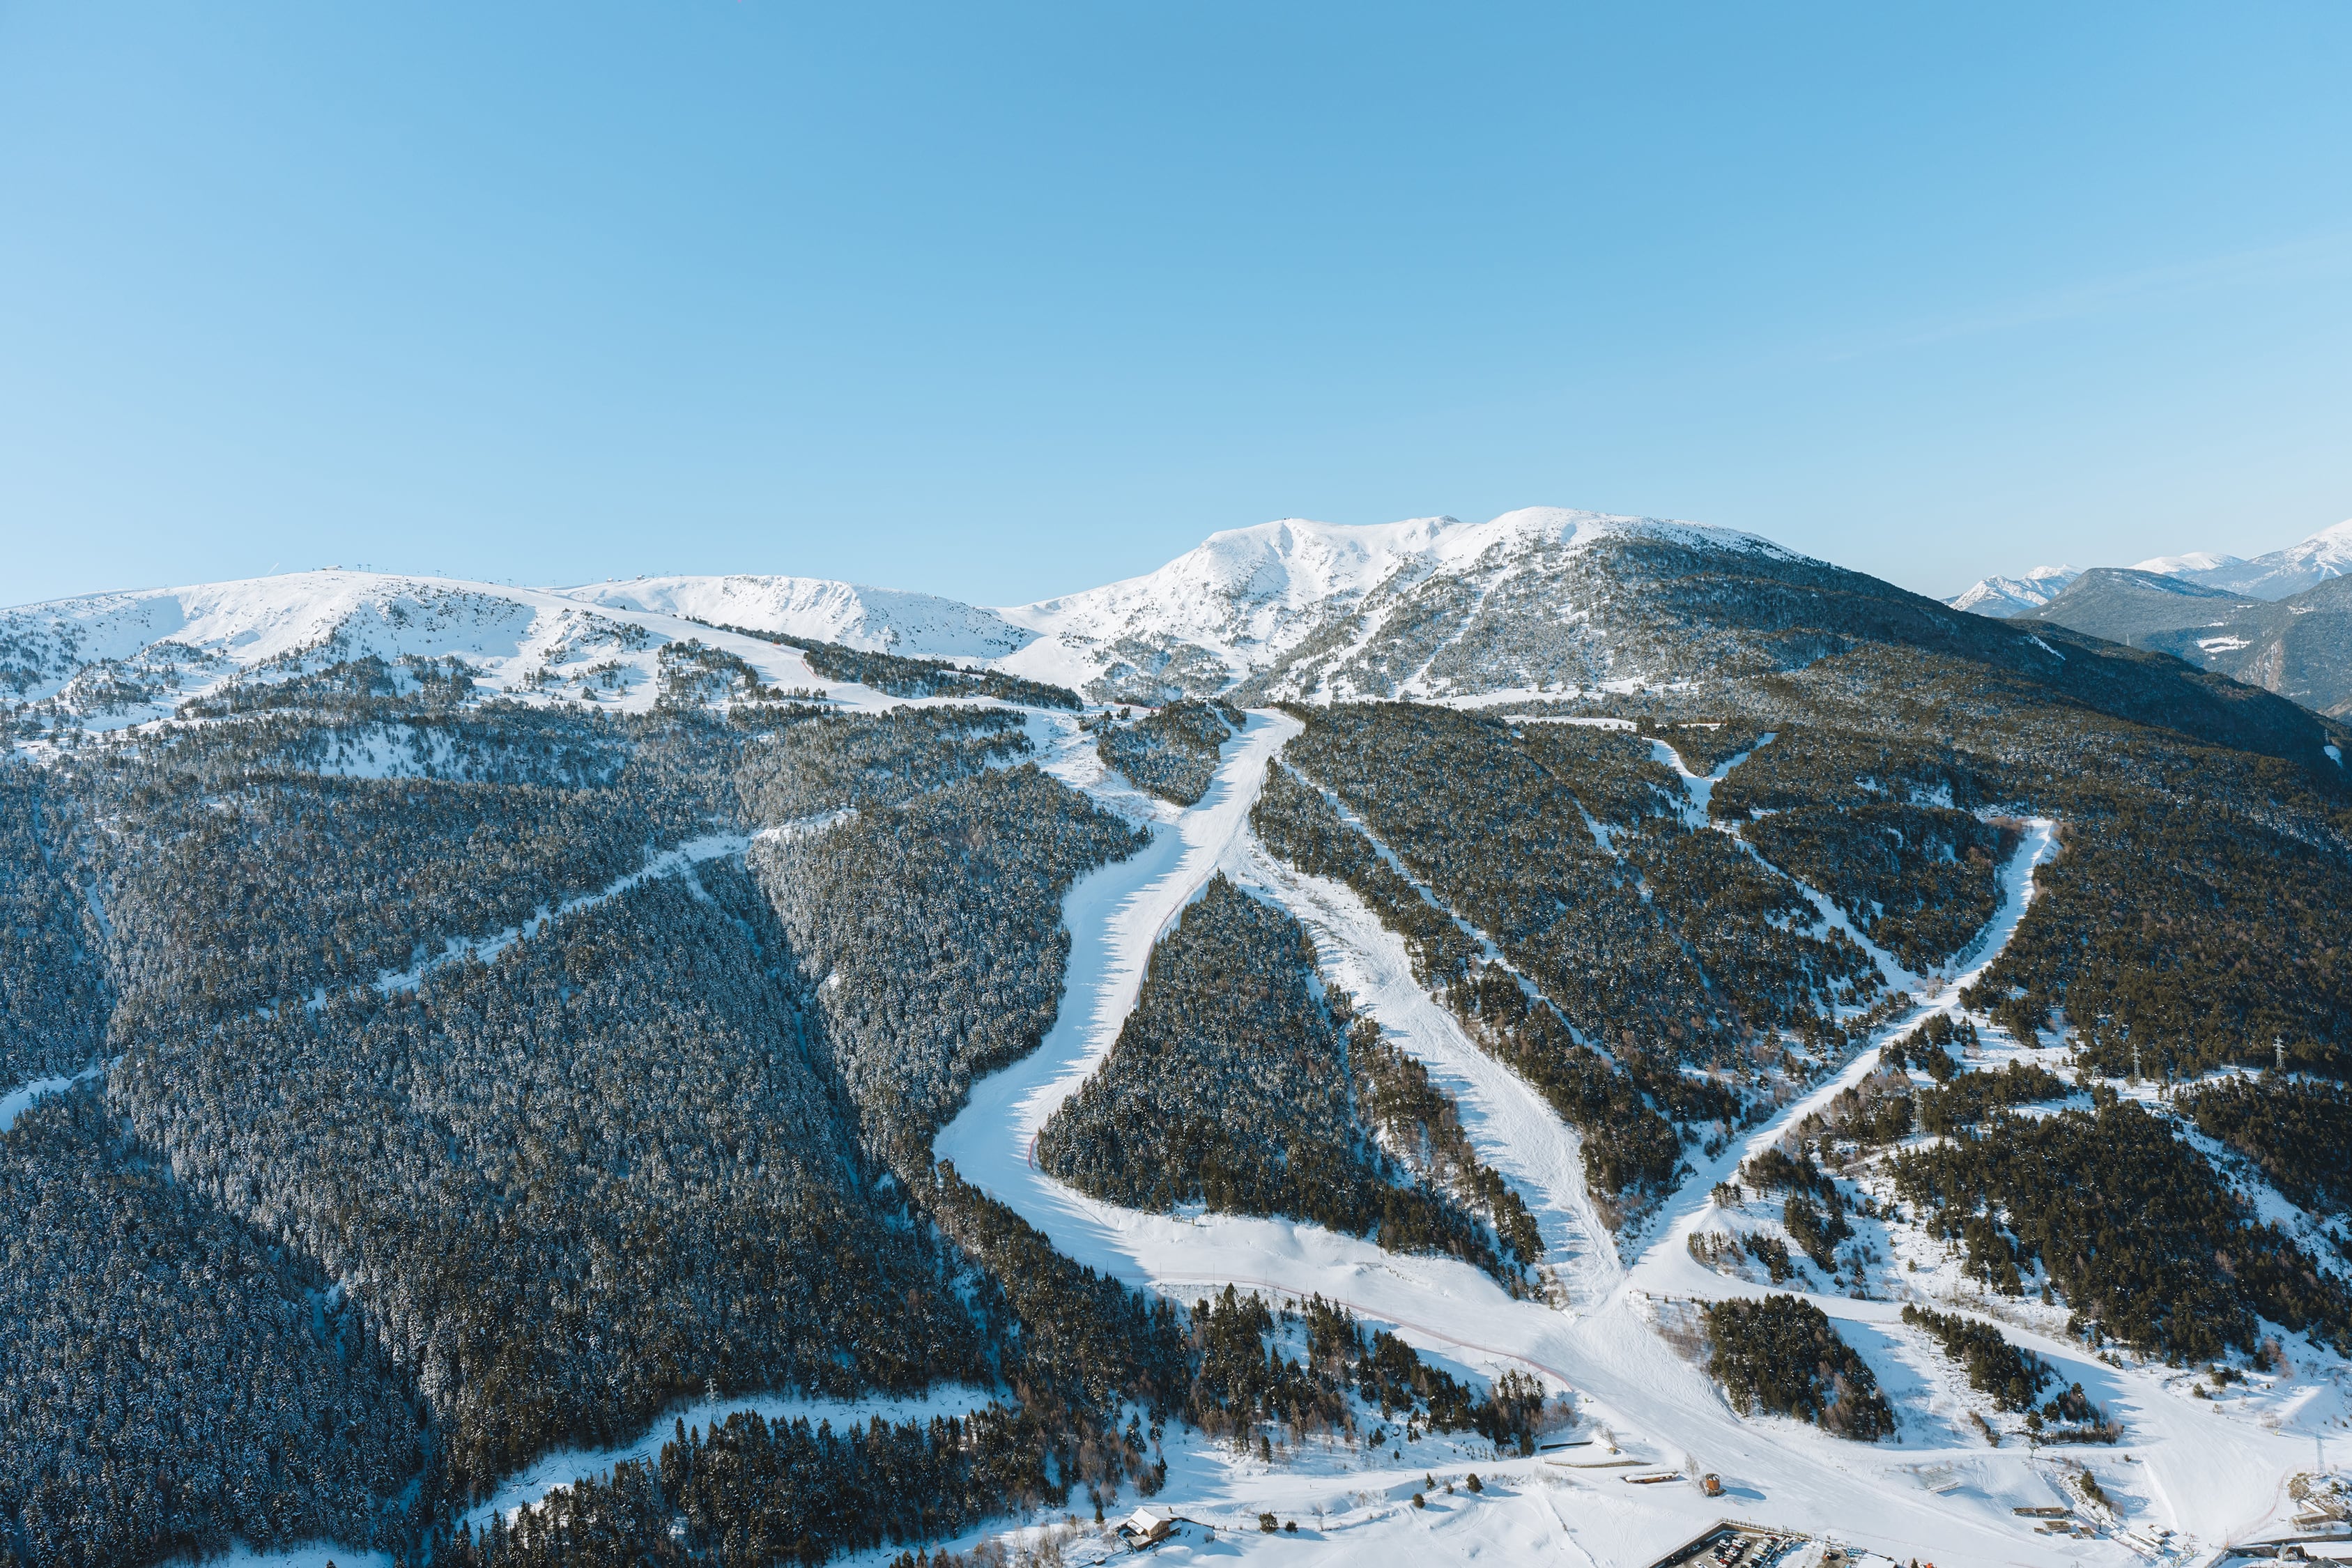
(1703, 1294, 1893, 1440)
(1037, 875, 1505, 1279)
(1092, 700, 1242, 804)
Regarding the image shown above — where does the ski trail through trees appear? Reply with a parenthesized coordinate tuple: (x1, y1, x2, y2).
(1242, 844, 1626, 1307)
(937, 720, 2255, 1565)
(1647, 735, 1923, 994)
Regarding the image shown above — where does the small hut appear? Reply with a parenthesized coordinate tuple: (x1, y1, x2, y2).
(1119, 1508, 1174, 1549)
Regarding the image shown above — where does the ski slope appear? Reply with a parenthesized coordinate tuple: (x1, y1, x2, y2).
(931, 714, 2335, 1568)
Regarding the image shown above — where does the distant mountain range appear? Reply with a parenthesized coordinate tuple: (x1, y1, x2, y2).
(1949, 519, 2352, 716)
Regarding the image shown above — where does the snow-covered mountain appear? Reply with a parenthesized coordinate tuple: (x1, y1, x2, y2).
(993, 507, 1809, 704)
(6, 509, 1830, 722)
(10, 502, 2339, 730)
(2139, 518, 2352, 599)
(1944, 565, 2080, 617)
(1953, 518, 2352, 615)
(0, 569, 929, 728)
(553, 574, 1036, 659)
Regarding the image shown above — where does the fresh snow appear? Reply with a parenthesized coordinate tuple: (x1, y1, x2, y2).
(0, 1061, 105, 1133)
(991, 508, 1798, 700)
(552, 574, 1036, 659)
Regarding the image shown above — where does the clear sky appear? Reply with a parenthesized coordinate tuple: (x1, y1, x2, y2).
(3, 3, 2349, 609)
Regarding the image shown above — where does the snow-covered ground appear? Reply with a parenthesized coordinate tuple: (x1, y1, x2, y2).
(0, 1061, 105, 1133)
(925, 717, 2344, 1568)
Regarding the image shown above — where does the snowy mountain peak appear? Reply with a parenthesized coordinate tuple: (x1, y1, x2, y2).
(994, 507, 1801, 704)
(2129, 550, 2243, 576)
(1961, 518, 2352, 617)
(1946, 567, 2082, 617)
(552, 574, 1035, 659)
(0, 568, 1001, 731)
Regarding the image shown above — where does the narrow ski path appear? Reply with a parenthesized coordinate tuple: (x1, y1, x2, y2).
(1242, 843, 1625, 1307)
(1647, 735, 1923, 995)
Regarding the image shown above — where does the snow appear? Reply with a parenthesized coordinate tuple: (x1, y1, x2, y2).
(2130, 552, 2244, 576)
(925, 719, 2351, 1567)
(991, 508, 1799, 700)
(552, 574, 1036, 659)
(378, 699, 2351, 1568)
(1947, 569, 2082, 617)
(1646, 733, 1772, 824)
(0, 569, 937, 730)
(17, 532, 2348, 1565)
(935, 727, 1945, 1560)
(0, 1061, 105, 1133)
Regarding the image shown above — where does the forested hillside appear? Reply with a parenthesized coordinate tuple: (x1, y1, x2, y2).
(6, 521, 2352, 1568)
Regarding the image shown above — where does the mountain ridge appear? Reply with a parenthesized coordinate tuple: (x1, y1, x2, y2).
(5, 507, 2344, 758)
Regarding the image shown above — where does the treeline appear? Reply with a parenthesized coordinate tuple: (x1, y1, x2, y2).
(688, 618, 1080, 709)
(1037, 877, 1502, 1279)
(1093, 700, 1240, 805)
(1893, 1098, 2352, 1359)
(1705, 1294, 1893, 1440)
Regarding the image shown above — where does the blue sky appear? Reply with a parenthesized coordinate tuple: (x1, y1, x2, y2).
(2, 3, 2348, 608)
